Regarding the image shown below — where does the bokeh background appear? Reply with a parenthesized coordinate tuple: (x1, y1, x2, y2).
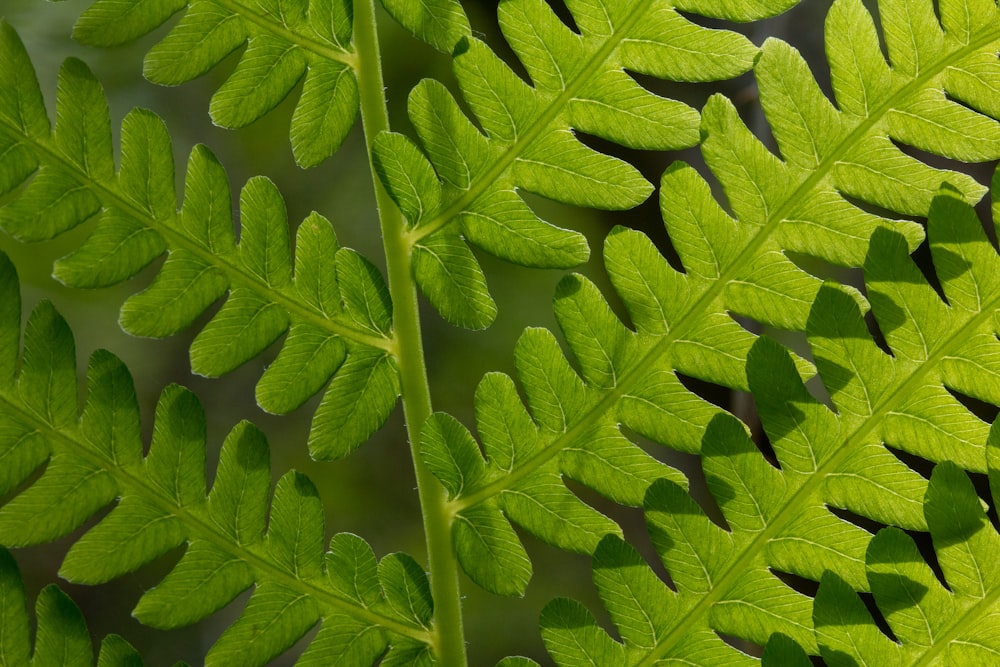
(2, 0, 995, 664)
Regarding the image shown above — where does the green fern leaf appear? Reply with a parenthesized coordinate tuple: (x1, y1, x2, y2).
(760, 634, 812, 666)
(520, 178, 1000, 663)
(419, 322, 692, 595)
(413, 228, 498, 330)
(674, 0, 1000, 336)
(380, 0, 469, 52)
(70, 0, 357, 166)
(255, 323, 347, 413)
(814, 571, 904, 666)
(0, 29, 401, 458)
(96, 636, 146, 667)
(590, 535, 675, 652)
(308, 347, 400, 459)
(5, 0, 1000, 660)
(33, 591, 94, 665)
(0, 251, 17, 388)
(372, 0, 783, 327)
(0, 547, 144, 666)
(415, 264, 733, 594)
(206, 581, 319, 666)
(379, 552, 434, 626)
(540, 597, 627, 665)
(380, 640, 435, 667)
(132, 542, 253, 628)
(336, 248, 394, 336)
(30, 585, 94, 667)
(0, 252, 438, 665)
(810, 444, 1000, 665)
(295, 612, 387, 665)
(400, 0, 1000, 604)
(0, 22, 47, 142)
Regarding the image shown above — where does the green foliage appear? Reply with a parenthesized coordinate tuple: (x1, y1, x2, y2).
(0, 252, 432, 663)
(528, 183, 1000, 663)
(0, 546, 144, 666)
(0, 23, 398, 461)
(70, 0, 358, 167)
(373, 0, 789, 328)
(810, 443, 1000, 665)
(1, 0, 1000, 664)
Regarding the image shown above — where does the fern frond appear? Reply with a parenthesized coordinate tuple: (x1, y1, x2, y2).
(67, 0, 357, 167)
(407, 0, 1000, 594)
(478, 178, 1000, 662)
(372, 0, 791, 327)
(397, 4, 1000, 582)
(0, 547, 145, 666)
(810, 447, 1000, 665)
(0, 249, 438, 666)
(684, 0, 1000, 333)
(0, 24, 400, 459)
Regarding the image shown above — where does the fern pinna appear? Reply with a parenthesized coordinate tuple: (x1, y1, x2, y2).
(1, 0, 1000, 663)
(0, 543, 145, 666)
(0, 251, 436, 664)
(523, 182, 1000, 665)
(757, 427, 1000, 666)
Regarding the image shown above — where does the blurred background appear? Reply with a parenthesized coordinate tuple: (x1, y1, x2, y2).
(2, 0, 994, 664)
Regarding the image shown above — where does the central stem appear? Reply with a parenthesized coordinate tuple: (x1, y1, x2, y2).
(352, 2, 467, 664)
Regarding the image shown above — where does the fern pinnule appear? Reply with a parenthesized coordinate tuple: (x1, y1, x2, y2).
(0, 547, 144, 666)
(68, 0, 358, 167)
(372, 0, 791, 329)
(523, 180, 1000, 664)
(810, 446, 1000, 665)
(0, 24, 402, 460)
(379, 0, 469, 53)
(688, 0, 1000, 334)
(759, 634, 812, 666)
(0, 249, 441, 665)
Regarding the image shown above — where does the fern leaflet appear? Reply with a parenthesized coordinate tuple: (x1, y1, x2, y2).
(810, 451, 1000, 665)
(511, 182, 1000, 663)
(0, 249, 441, 665)
(69, 0, 357, 167)
(0, 24, 400, 459)
(372, 0, 790, 328)
(0, 547, 144, 666)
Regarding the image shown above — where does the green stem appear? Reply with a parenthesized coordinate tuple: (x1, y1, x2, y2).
(352, 2, 467, 665)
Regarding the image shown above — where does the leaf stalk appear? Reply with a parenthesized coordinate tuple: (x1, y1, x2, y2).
(353, 0, 467, 663)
